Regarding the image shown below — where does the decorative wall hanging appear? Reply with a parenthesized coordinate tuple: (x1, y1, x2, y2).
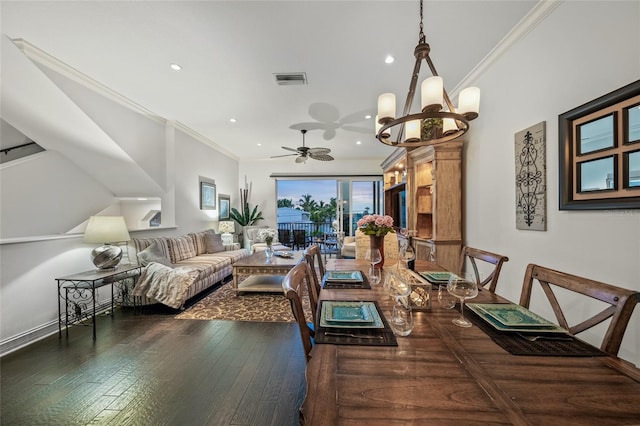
(200, 179, 216, 210)
(515, 121, 547, 231)
(219, 194, 230, 220)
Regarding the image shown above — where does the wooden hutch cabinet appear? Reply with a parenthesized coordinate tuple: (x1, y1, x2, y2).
(383, 141, 463, 272)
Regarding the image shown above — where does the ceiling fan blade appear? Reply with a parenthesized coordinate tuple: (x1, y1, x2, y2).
(309, 153, 334, 161)
(308, 147, 331, 155)
(281, 146, 299, 152)
(295, 155, 307, 163)
(271, 153, 298, 158)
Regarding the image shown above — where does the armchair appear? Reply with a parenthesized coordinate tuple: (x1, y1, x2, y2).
(243, 225, 289, 253)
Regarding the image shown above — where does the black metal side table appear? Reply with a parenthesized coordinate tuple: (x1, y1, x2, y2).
(55, 264, 142, 340)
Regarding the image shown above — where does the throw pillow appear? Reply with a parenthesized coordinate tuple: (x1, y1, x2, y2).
(166, 235, 197, 262)
(137, 242, 173, 267)
(204, 232, 225, 253)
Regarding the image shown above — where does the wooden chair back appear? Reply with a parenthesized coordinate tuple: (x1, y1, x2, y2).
(304, 244, 324, 313)
(459, 246, 509, 293)
(282, 262, 316, 362)
(519, 263, 639, 356)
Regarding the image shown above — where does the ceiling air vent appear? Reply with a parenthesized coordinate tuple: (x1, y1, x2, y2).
(274, 72, 307, 86)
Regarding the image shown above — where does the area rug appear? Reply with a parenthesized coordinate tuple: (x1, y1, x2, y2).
(175, 280, 313, 323)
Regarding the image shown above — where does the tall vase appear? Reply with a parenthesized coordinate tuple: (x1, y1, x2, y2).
(370, 235, 385, 269)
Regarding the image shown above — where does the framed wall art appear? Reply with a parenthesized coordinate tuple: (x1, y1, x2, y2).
(200, 180, 216, 210)
(515, 121, 547, 231)
(219, 194, 230, 220)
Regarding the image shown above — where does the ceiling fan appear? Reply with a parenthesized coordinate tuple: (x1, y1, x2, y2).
(271, 129, 334, 163)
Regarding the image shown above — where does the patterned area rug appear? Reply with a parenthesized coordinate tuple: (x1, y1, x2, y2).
(175, 280, 313, 323)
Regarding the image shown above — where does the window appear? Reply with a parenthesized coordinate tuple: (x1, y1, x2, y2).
(559, 80, 640, 209)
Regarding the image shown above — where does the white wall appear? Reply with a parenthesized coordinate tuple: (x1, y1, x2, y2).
(239, 157, 385, 227)
(465, 1, 640, 365)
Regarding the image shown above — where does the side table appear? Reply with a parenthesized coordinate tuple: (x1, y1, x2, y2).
(55, 264, 142, 340)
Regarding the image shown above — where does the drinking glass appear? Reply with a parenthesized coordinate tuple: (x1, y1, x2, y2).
(437, 284, 456, 309)
(389, 299, 414, 336)
(447, 272, 479, 327)
(365, 248, 382, 284)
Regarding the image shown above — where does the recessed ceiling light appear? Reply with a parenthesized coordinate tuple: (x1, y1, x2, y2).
(137, 198, 148, 201)
(365, 115, 372, 119)
(356, 140, 362, 145)
(384, 55, 395, 64)
(257, 143, 262, 146)
(170, 63, 182, 71)
(229, 118, 237, 123)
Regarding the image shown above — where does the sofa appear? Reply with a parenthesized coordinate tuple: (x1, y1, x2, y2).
(129, 229, 250, 309)
(243, 226, 289, 253)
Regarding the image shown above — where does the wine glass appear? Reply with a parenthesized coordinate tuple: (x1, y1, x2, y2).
(447, 272, 479, 327)
(365, 248, 382, 284)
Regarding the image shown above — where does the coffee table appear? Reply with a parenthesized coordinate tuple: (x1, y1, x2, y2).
(232, 250, 303, 295)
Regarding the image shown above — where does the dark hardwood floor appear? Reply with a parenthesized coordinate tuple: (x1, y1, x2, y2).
(1, 307, 306, 426)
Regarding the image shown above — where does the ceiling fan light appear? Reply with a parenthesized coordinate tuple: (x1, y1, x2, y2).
(421, 76, 443, 112)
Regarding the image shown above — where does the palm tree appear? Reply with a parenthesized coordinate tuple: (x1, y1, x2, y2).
(277, 198, 294, 208)
(298, 194, 317, 213)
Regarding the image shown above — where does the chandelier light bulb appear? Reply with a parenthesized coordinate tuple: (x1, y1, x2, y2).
(378, 93, 396, 123)
(458, 87, 481, 119)
(405, 119, 421, 142)
(421, 76, 443, 112)
(443, 117, 458, 135)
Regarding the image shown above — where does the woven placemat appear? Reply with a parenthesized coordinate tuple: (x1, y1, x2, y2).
(315, 301, 397, 346)
(467, 309, 606, 357)
(322, 271, 371, 289)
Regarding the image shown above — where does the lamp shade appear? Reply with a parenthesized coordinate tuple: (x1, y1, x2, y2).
(83, 216, 130, 269)
(218, 221, 236, 234)
(83, 216, 131, 243)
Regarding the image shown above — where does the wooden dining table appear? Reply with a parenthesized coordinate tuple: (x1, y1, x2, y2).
(302, 259, 640, 425)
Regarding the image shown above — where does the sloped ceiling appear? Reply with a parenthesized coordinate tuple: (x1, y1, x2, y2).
(0, 1, 538, 162)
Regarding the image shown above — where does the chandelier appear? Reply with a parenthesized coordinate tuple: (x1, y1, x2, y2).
(376, 0, 480, 148)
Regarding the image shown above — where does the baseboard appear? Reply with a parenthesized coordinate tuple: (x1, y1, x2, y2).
(0, 320, 59, 357)
(0, 299, 114, 358)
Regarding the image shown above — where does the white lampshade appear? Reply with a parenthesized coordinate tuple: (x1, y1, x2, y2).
(378, 93, 396, 122)
(83, 216, 130, 243)
(443, 117, 458, 134)
(404, 119, 421, 142)
(218, 221, 236, 234)
(458, 87, 481, 119)
(421, 76, 443, 112)
(83, 216, 130, 269)
(375, 115, 390, 139)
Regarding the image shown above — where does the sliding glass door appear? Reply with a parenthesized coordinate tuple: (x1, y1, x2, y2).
(276, 177, 382, 238)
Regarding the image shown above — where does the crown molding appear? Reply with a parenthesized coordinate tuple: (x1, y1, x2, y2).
(451, 0, 563, 95)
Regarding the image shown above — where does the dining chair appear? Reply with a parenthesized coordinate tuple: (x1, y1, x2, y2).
(459, 246, 509, 293)
(282, 262, 316, 362)
(304, 244, 324, 313)
(278, 229, 292, 248)
(519, 263, 639, 356)
(293, 229, 307, 250)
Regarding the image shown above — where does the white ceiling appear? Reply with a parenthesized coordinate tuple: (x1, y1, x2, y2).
(1, 0, 538, 161)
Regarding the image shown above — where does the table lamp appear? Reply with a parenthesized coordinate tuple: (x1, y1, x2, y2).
(83, 216, 131, 269)
(219, 221, 236, 245)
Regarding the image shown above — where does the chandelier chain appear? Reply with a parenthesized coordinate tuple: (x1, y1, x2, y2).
(419, 0, 425, 43)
